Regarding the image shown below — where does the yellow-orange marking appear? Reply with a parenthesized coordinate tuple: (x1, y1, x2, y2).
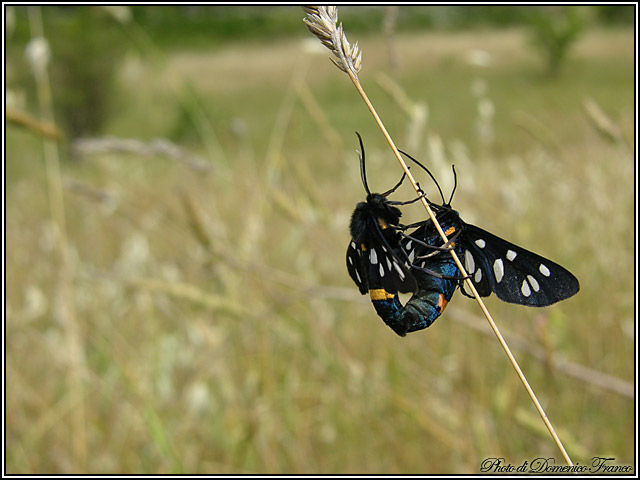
(444, 226, 456, 247)
(438, 294, 449, 312)
(369, 289, 395, 301)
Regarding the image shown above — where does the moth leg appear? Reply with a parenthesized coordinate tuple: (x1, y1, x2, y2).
(396, 220, 429, 231)
(387, 188, 427, 206)
(402, 228, 462, 253)
(409, 263, 465, 281)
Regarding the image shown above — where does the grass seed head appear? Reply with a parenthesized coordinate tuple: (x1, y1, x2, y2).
(303, 6, 362, 76)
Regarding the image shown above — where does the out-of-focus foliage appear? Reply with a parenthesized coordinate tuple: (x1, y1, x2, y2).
(9, 6, 635, 47)
(9, 7, 123, 137)
(6, 5, 633, 139)
(525, 6, 590, 77)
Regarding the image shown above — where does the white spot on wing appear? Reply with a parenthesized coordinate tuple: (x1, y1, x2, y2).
(539, 263, 551, 277)
(405, 240, 412, 250)
(355, 270, 361, 284)
(379, 263, 385, 277)
(408, 249, 415, 263)
(475, 239, 486, 248)
(351, 241, 356, 250)
(370, 248, 378, 264)
(465, 250, 475, 273)
(386, 257, 392, 271)
(506, 250, 517, 261)
(474, 268, 482, 283)
(348, 256, 353, 265)
(527, 275, 539, 292)
(521, 279, 531, 297)
(394, 262, 405, 280)
(493, 259, 504, 283)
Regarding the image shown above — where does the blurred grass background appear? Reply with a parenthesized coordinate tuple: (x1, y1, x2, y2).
(5, 5, 635, 474)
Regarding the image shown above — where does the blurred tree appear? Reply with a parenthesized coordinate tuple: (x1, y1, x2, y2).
(526, 6, 590, 77)
(593, 4, 635, 25)
(48, 7, 126, 137)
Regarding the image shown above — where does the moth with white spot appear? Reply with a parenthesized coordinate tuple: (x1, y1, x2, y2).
(399, 151, 580, 308)
(347, 133, 459, 336)
(346, 135, 417, 299)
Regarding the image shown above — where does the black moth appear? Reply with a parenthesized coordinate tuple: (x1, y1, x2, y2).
(398, 149, 580, 308)
(347, 133, 460, 336)
(347, 133, 580, 336)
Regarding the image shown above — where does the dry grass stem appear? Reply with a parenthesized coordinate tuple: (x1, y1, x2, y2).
(6, 106, 63, 140)
(449, 309, 634, 399)
(27, 5, 87, 470)
(73, 136, 213, 172)
(375, 71, 428, 151)
(295, 78, 343, 150)
(582, 96, 627, 147)
(303, 5, 574, 467)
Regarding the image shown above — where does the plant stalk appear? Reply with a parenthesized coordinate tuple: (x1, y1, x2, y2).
(347, 67, 574, 467)
(303, 5, 574, 467)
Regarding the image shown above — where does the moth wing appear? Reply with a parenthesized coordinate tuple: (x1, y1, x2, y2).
(460, 224, 580, 306)
(346, 240, 369, 295)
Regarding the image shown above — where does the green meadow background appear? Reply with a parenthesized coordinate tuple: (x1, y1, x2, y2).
(5, 6, 635, 474)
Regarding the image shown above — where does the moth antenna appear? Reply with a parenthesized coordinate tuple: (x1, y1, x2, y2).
(448, 164, 458, 206)
(382, 171, 407, 197)
(355, 132, 371, 195)
(398, 149, 446, 204)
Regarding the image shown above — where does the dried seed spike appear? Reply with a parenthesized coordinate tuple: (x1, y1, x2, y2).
(302, 5, 361, 76)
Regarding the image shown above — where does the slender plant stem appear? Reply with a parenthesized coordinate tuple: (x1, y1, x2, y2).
(28, 6, 87, 470)
(348, 67, 574, 469)
(302, 6, 574, 467)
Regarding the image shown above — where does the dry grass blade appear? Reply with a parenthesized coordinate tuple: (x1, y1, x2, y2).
(582, 96, 627, 147)
(303, 4, 575, 468)
(27, 6, 87, 470)
(72, 136, 213, 172)
(6, 106, 63, 140)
